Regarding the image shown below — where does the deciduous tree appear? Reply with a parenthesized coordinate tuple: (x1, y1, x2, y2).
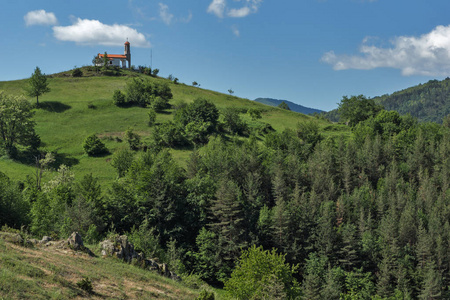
(26, 66, 50, 106)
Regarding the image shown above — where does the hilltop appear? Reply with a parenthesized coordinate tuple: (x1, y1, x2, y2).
(0, 66, 343, 184)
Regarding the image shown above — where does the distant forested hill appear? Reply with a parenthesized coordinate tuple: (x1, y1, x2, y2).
(373, 78, 450, 123)
(254, 98, 323, 115)
(323, 78, 450, 123)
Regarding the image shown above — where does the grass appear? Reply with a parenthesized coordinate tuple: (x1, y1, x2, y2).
(0, 236, 204, 299)
(0, 67, 349, 185)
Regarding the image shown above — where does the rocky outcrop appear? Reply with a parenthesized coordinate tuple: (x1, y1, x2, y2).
(100, 235, 181, 281)
(67, 232, 84, 251)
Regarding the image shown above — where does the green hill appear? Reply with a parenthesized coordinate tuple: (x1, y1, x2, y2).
(254, 97, 323, 115)
(373, 78, 450, 123)
(322, 78, 450, 123)
(0, 67, 343, 184)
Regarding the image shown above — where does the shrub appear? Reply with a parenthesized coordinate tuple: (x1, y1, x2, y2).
(152, 68, 159, 76)
(77, 277, 93, 293)
(83, 134, 108, 156)
(112, 90, 126, 106)
(195, 290, 215, 300)
(72, 68, 83, 77)
(148, 109, 157, 126)
(125, 128, 141, 150)
(111, 147, 134, 178)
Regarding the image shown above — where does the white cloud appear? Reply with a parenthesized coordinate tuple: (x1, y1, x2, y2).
(232, 25, 240, 37)
(159, 3, 174, 25)
(208, 0, 261, 18)
(208, 0, 226, 18)
(322, 25, 450, 76)
(24, 10, 58, 27)
(53, 18, 151, 48)
(228, 7, 251, 18)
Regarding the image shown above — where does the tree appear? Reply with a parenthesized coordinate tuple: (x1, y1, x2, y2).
(338, 95, 383, 127)
(26, 66, 50, 106)
(92, 55, 102, 73)
(0, 92, 39, 157)
(83, 134, 108, 156)
(247, 108, 262, 121)
(278, 101, 290, 110)
(228, 89, 234, 95)
(224, 245, 300, 299)
(102, 52, 109, 71)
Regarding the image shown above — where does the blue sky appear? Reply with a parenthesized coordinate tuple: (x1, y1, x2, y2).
(2, 0, 450, 111)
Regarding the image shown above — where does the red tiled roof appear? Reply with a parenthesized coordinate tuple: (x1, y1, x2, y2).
(125, 41, 130, 45)
(98, 54, 127, 59)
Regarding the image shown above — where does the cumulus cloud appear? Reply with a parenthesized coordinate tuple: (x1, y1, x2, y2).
(208, 0, 226, 18)
(24, 10, 58, 26)
(159, 3, 174, 25)
(322, 25, 450, 76)
(208, 0, 262, 18)
(53, 18, 151, 48)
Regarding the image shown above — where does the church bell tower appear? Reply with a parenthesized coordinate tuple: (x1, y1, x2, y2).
(124, 40, 131, 68)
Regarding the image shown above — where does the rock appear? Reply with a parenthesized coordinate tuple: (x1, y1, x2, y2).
(67, 232, 84, 251)
(170, 271, 181, 281)
(100, 235, 138, 262)
(0, 232, 23, 244)
(40, 236, 52, 243)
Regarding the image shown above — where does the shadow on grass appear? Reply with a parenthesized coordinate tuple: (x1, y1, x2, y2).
(13, 149, 79, 169)
(37, 101, 71, 113)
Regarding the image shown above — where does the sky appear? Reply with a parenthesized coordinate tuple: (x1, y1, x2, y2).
(2, 0, 450, 111)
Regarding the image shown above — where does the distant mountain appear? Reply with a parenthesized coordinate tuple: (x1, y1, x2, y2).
(322, 78, 450, 123)
(254, 98, 323, 115)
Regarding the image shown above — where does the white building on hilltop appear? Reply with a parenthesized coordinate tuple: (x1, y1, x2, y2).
(97, 41, 131, 69)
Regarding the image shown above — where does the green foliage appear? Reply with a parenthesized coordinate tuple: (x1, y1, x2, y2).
(338, 95, 383, 127)
(72, 68, 83, 77)
(112, 89, 126, 106)
(83, 134, 108, 156)
(123, 77, 172, 108)
(26, 66, 50, 106)
(278, 101, 290, 110)
(222, 108, 248, 135)
(76, 276, 93, 294)
(0, 172, 30, 228)
(0, 92, 39, 157)
(175, 98, 219, 133)
(152, 68, 159, 76)
(111, 147, 134, 178)
(125, 128, 141, 150)
(195, 290, 215, 300)
(148, 108, 157, 126)
(247, 108, 262, 121)
(224, 245, 300, 299)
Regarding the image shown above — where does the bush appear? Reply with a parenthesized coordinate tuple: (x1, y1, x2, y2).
(72, 68, 83, 77)
(83, 134, 108, 156)
(77, 277, 93, 294)
(113, 90, 126, 106)
(111, 147, 134, 178)
(148, 109, 157, 126)
(195, 290, 215, 300)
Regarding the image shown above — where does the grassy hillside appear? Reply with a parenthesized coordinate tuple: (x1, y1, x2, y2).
(0, 67, 346, 184)
(0, 233, 204, 299)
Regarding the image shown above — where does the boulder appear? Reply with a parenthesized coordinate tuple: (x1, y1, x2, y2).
(100, 235, 138, 262)
(67, 232, 84, 251)
(40, 236, 52, 244)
